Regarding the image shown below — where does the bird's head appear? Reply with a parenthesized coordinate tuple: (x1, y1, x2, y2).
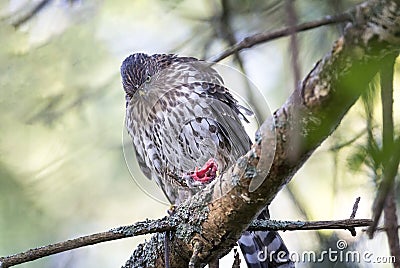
(120, 53, 160, 98)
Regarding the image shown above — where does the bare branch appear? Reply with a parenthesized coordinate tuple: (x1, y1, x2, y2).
(285, 0, 302, 88)
(209, 13, 351, 62)
(0, 232, 124, 268)
(0, 216, 374, 267)
(329, 0, 346, 34)
(328, 129, 366, 152)
(0, 217, 175, 268)
(350, 197, 361, 219)
(218, 0, 265, 120)
(347, 197, 361, 236)
(10, 0, 52, 28)
(363, 225, 400, 232)
(248, 218, 372, 231)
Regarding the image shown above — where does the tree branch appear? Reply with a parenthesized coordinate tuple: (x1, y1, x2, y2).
(0, 231, 125, 268)
(209, 12, 351, 62)
(348, 196, 361, 236)
(248, 218, 372, 232)
(0, 218, 174, 268)
(218, 0, 265, 120)
(285, 0, 302, 88)
(9, 0, 52, 28)
(0, 217, 373, 268)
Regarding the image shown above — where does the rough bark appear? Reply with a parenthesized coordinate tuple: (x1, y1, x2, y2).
(123, 0, 400, 267)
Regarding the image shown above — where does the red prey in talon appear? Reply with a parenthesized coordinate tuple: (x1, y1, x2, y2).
(190, 158, 218, 183)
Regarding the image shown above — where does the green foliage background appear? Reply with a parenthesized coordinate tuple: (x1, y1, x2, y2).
(0, 0, 397, 267)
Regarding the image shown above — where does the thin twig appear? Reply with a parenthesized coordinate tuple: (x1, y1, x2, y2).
(10, 0, 52, 28)
(247, 218, 372, 232)
(209, 13, 351, 62)
(329, 0, 346, 34)
(348, 197, 361, 236)
(350, 197, 361, 219)
(219, 0, 264, 120)
(0, 231, 126, 268)
(0, 217, 175, 268)
(232, 248, 241, 268)
(285, 0, 301, 89)
(328, 129, 366, 152)
(363, 225, 400, 232)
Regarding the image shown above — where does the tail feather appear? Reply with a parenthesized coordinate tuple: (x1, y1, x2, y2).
(238, 209, 294, 268)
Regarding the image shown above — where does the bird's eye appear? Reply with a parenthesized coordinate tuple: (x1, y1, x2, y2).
(145, 75, 151, 83)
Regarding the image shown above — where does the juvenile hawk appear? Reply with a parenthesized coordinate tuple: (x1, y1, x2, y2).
(121, 53, 294, 268)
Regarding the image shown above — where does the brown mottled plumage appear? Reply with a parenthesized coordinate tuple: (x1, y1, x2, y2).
(121, 53, 294, 268)
(121, 53, 251, 204)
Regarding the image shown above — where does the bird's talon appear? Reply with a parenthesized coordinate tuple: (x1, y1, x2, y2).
(167, 205, 176, 216)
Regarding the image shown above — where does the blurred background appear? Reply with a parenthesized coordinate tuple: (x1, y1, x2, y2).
(0, 0, 398, 267)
